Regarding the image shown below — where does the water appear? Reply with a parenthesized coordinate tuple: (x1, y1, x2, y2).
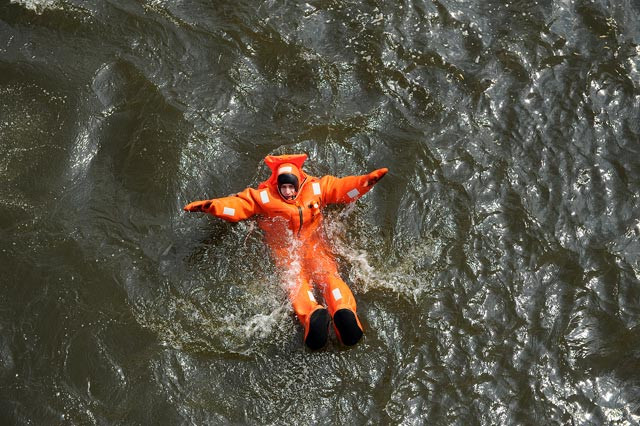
(1, 0, 640, 424)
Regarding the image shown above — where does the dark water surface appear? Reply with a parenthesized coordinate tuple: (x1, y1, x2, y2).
(2, 0, 640, 424)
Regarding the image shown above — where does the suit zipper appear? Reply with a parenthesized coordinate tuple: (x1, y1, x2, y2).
(289, 177, 308, 237)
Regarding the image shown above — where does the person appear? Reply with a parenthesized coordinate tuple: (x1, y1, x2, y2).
(184, 154, 388, 349)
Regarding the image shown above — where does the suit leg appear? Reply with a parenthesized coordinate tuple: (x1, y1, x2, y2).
(305, 242, 363, 346)
(277, 251, 329, 350)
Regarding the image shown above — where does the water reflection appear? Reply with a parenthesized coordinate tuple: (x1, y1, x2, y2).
(1, 0, 639, 424)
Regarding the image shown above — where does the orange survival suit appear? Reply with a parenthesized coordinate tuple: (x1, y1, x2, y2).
(184, 154, 388, 349)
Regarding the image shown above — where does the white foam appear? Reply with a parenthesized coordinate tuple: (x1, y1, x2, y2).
(323, 209, 438, 301)
(68, 119, 101, 183)
(240, 306, 290, 340)
(10, 0, 60, 14)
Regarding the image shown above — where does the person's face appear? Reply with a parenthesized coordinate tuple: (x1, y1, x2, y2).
(280, 183, 297, 199)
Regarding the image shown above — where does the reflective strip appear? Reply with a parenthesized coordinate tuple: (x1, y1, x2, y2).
(278, 166, 292, 174)
(260, 190, 270, 204)
(222, 207, 235, 216)
(347, 188, 360, 199)
(312, 182, 321, 195)
(307, 291, 316, 302)
(332, 288, 342, 301)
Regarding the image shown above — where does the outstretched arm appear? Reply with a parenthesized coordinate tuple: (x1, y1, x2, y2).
(320, 168, 388, 205)
(183, 187, 263, 222)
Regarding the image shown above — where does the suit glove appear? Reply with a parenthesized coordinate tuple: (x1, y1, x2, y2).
(365, 168, 388, 187)
(183, 200, 213, 212)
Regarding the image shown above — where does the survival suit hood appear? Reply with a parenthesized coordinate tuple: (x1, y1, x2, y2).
(261, 154, 308, 202)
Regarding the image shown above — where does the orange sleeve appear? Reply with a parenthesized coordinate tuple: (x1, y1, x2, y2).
(320, 168, 388, 205)
(185, 187, 263, 222)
